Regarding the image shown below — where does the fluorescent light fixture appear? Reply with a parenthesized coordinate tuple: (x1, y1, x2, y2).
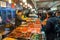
(43, 10, 46, 13)
(8, 0, 12, 3)
(28, 4, 32, 9)
(20, 3, 23, 5)
(23, 0, 26, 3)
(30, 6, 32, 9)
(25, 3, 27, 5)
(51, 7, 57, 10)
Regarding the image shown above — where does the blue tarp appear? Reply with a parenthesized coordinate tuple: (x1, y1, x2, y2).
(0, 7, 16, 23)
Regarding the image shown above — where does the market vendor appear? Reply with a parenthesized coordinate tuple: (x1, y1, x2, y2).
(15, 10, 27, 27)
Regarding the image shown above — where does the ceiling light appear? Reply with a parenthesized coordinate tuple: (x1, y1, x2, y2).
(8, 0, 12, 3)
(20, 3, 23, 5)
(25, 3, 27, 5)
(23, 0, 26, 3)
(27, 4, 32, 9)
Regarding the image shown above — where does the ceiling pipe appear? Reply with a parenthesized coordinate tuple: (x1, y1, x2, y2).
(50, 1, 60, 8)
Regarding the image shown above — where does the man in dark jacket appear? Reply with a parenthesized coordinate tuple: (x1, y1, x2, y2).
(15, 10, 23, 27)
(15, 10, 26, 27)
(45, 11, 60, 40)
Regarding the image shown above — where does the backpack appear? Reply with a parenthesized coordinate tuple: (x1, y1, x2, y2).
(55, 17, 60, 32)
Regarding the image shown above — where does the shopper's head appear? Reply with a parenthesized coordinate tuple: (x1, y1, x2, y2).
(38, 13, 47, 21)
(17, 10, 23, 16)
(56, 10, 60, 16)
(47, 11, 53, 18)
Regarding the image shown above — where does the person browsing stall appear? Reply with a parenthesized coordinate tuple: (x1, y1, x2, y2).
(15, 10, 27, 27)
